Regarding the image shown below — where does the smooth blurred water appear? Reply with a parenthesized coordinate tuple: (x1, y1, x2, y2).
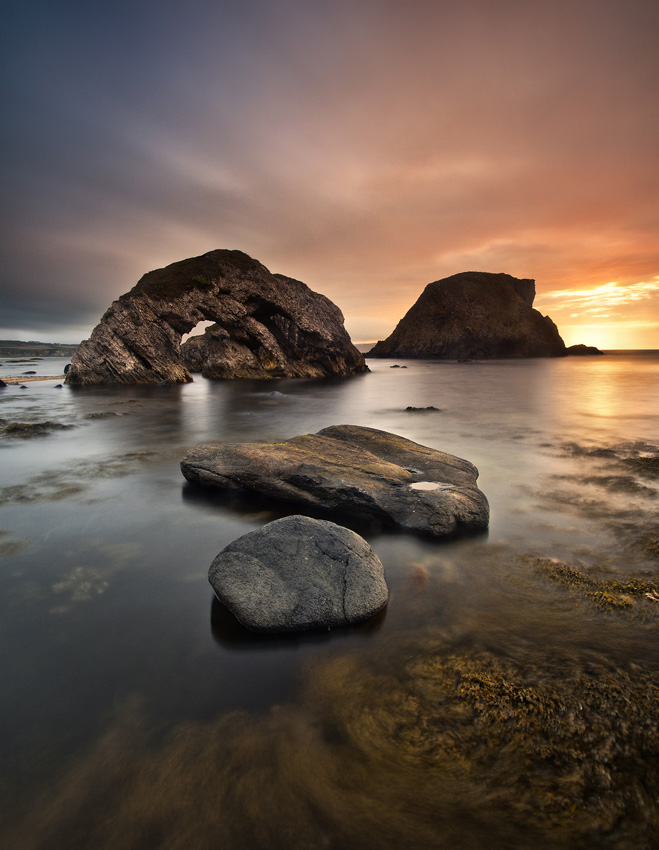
(1, 353, 658, 849)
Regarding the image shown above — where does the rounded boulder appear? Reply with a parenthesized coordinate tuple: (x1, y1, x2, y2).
(208, 515, 388, 633)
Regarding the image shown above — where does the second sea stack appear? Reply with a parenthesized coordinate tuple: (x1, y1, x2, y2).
(369, 271, 566, 359)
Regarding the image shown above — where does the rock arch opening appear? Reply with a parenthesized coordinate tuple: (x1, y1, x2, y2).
(181, 320, 215, 345)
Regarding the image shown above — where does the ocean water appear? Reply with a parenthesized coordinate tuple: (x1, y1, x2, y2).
(1, 353, 658, 849)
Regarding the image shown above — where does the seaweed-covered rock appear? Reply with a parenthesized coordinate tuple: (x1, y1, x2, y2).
(208, 515, 388, 633)
(0, 419, 71, 437)
(181, 425, 489, 537)
(369, 271, 566, 359)
(66, 250, 367, 384)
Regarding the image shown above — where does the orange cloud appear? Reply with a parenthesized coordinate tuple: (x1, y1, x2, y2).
(538, 279, 659, 316)
(534, 278, 659, 348)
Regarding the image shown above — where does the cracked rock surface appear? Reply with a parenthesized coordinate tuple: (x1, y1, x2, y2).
(208, 515, 388, 632)
(182, 425, 489, 537)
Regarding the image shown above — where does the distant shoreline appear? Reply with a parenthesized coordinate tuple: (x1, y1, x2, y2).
(356, 343, 659, 356)
(1, 375, 65, 383)
(0, 340, 78, 358)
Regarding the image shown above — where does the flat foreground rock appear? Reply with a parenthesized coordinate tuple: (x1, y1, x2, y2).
(182, 425, 489, 537)
(209, 515, 388, 632)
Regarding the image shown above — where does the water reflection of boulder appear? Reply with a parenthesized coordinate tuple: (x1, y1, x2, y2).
(210, 596, 387, 650)
(210, 593, 387, 648)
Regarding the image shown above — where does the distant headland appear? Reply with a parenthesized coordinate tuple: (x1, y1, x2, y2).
(0, 340, 78, 358)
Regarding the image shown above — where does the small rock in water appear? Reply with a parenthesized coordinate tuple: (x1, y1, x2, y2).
(566, 343, 604, 356)
(1, 420, 71, 436)
(84, 411, 121, 419)
(405, 405, 441, 413)
(0, 379, 6, 388)
(209, 515, 388, 633)
(22, 371, 37, 375)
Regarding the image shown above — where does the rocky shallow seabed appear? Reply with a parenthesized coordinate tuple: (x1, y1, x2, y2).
(0, 356, 657, 849)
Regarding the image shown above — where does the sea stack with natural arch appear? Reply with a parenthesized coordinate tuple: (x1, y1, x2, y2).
(368, 271, 566, 359)
(65, 250, 367, 384)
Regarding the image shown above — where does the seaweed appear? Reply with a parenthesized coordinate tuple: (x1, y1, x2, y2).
(528, 556, 658, 611)
(0, 419, 72, 437)
(623, 454, 659, 477)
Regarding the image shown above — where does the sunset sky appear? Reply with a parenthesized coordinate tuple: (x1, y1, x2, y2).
(2, 0, 658, 348)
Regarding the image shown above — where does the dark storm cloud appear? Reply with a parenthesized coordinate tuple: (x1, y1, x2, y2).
(1, 0, 658, 345)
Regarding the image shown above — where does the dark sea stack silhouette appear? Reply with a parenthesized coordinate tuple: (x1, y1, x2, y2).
(566, 344, 604, 356)
(66, 250, 367, 384)
(368, 271, 566, 359)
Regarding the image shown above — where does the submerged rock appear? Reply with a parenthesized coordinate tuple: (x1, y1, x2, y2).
(66, 249, 367, 384)
(181, 425, 489, 537)
(1, 419, 71, 436)
(369, 271, 566, 359)
(208, 515, 388, 633)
